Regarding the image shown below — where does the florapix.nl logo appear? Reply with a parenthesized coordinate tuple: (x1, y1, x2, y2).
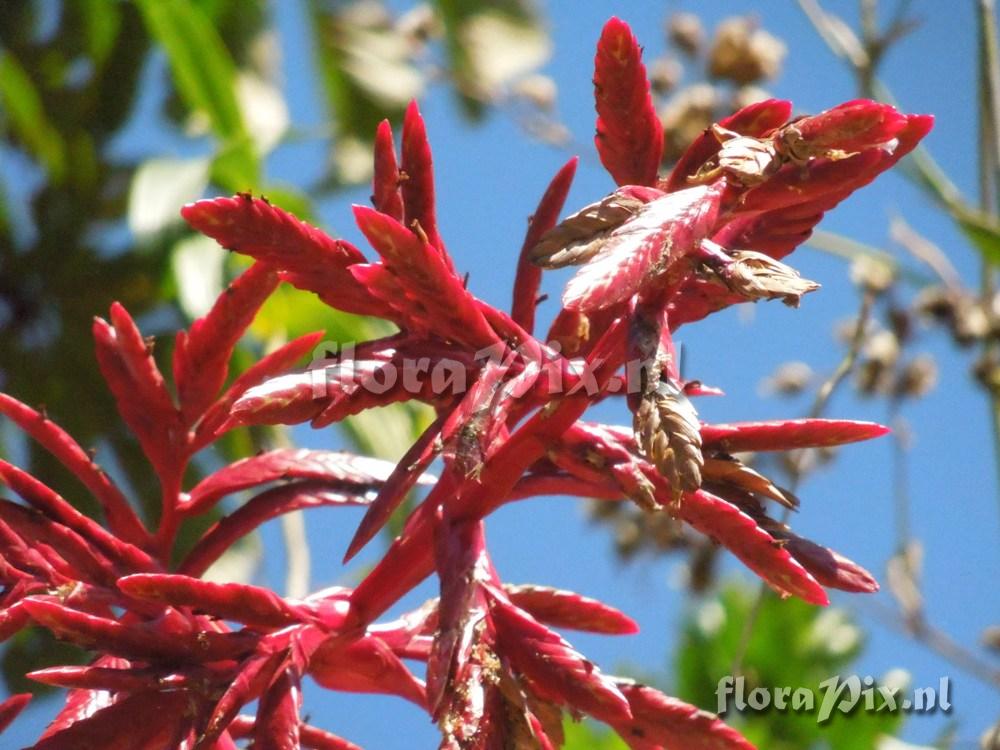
(717, 673, 952, 724)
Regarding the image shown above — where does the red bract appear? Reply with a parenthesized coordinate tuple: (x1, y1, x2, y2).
(0, 16, 930, 750)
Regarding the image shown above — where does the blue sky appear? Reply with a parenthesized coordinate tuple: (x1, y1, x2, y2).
(5, 1, 998, 748)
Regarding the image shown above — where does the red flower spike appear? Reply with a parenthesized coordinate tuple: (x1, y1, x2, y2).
(0, 460, 157, 573)
(229, 716, 364, 750)
(345, 415, 445, 562)
(610, 681, 757, 750)
(27, 689, 193, 750)
(174, 262, 279, 424)
(180, 481, 373, 577)
(400, 101, 448, 259)
(194, 330, 325, 446)
(0, 602, 31, 643)
(0, 693, 31, 735)
(184, 448, 400, 517)
(194, 651, 288, 750)
(226, 369, 328, 428)
(0, 500, 119, 587)
(253, 667, 302, 750)
(701, 418, 890, 453)
(309, 634, 427, 707)
(426, 517, 493, 717)
(181, 196, 382, 317)
(788, 99, 908, 154)
(93, 305, 182, 482)
(0, 394, 148, 546)
(664, 98, 792, 192)
(22, 596, 258, 661)
(26, 665, 166, 692)
(118, 574, 309, 629)
(504, 584, 639, 636)
(372, 119, 404, 221)
(769, 531, 879, 594)
(197, 649, 291, 750)
(561, 182, 725, 311)
(490, 595, 634, 724)
(594, 18, 664, 186)
(679, 490, 829, 605)
(352, 206, 497, 347)
(512, 157, 579, 333)
(37, 684, 114, 742)
(0, 516, 66, 583)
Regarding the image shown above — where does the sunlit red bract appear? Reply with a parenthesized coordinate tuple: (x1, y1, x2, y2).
(0, 16, 929, 750)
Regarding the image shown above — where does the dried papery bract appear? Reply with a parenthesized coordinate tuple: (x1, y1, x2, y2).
(0, 14, 931, 750)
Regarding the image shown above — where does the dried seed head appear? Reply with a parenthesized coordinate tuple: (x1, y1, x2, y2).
(760, 361, 813, 396)
(952, 298, 990, 345)
(983, 625, 1000, 653)
(707, 17, 786, 85)
(713, 250, 820, 306)
(894, 354, 938, 399)
(614, 516, 644, 559)
(634, 379, 703, 500)
(849, 255, 896, 294)
(862, 329, 901, 367)
(529, 191, 648, 268)
(668, 12, 704, 57)
(648, 56, 683, 96)
(981, 720, 1000, 750)
(973, 351, 1000, 393)
(661, 83, 718, 162)
(913, 284, 959, 323)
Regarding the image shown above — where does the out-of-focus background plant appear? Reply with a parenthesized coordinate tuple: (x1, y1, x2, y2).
(1, 2, 997, 748)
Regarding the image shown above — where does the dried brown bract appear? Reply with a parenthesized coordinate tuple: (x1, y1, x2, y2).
(634, 379, 704, 500)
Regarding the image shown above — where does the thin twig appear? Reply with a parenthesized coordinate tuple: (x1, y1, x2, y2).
(978, 0, 1000, 525)
(863, 599, 1000, 690)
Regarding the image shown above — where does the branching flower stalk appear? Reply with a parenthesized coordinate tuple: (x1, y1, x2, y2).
(0, 17, 930, 750)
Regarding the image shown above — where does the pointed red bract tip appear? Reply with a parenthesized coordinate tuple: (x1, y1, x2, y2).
(373, 119, 404, 221)
(792, 99, 909, 153)
(400, 100, 446, 255)
(594, 18, 663, 186)
(701, 419, 890, 453)
(0, 693, 31, 735)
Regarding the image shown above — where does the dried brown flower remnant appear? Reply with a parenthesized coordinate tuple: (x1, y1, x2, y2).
(528, 187, 657, 268)
(711, 249, 820, 307)
(668, 12, 705, 57)
(634, 378, 704, 501)
(693, 125, 784, 185)
(707, 17, 786, 85)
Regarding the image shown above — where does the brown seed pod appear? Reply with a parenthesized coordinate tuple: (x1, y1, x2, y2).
(711, 249, 820, 306)
(528, 191, 649, 268)
(634, 378, 703, 500)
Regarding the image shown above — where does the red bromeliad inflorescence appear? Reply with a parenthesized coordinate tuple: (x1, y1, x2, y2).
(0, 18, 930, 750)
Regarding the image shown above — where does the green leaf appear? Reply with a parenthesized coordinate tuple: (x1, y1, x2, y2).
(73, 0, 123, 68)
(136, 0, 254, 154)
(675, 581, 906, 750)
(562, 718, 629, 750)
(0, 51, 66, 182)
